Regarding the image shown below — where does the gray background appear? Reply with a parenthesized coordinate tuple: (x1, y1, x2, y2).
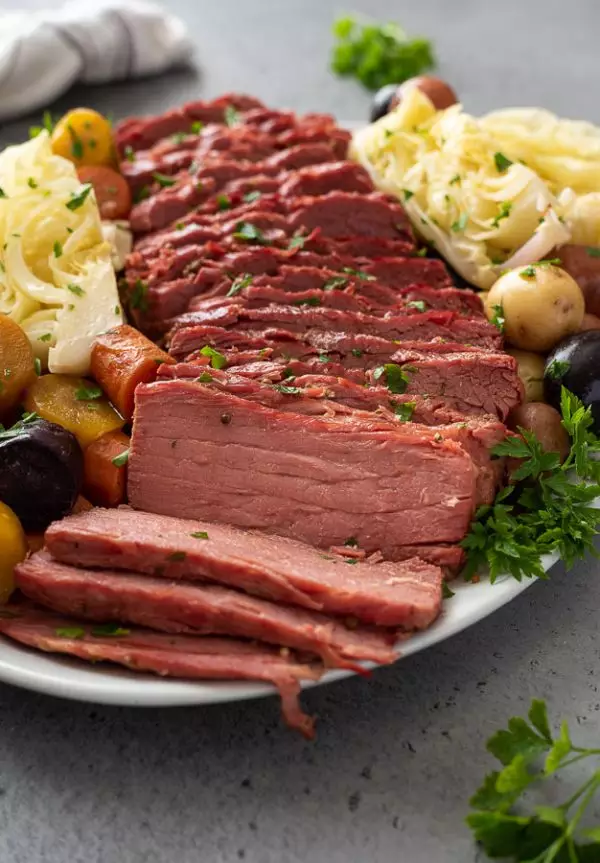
(1, 1, 600, 861)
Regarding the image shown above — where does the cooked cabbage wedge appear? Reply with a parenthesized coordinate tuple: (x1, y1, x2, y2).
(351, 89, 600, 288)
(0, 132, 123, 374)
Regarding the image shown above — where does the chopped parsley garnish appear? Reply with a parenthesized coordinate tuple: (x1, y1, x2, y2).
(416, 247, 428, 257)
(344, 537, 358, 547)
(216, 194, 232, 211)
(124, 145, 135, 162)
(546, 359, 570, 380)
(373, 363, 412, 394)
(273, 383, 303, 395)
(175, 222, 186, 230)
(152, 172, 176, 188)
(171, 132, 187, 145)
(227, 273, 253, 297)
(330, 16, 435, 91)
(449, 174, 461, 186)
(134, 186, 150, 203)
(29, 111, 54, 139)
(391, 400, 416, 422)
(111, 449, 129, 468)
(27, 177, 38, 189)
(243, 190, 262, 204)
(75, 384, 103, 401)
(342, 267, 375, 281)
(406, 300, 426, 312)
(343, 558, 359, 565)
(66, 283, 85, 297)
(224, 105, 241, 127)
(293, 297, 321, 307)
(190, 531, 209, 540)
(199, 345, 227, 369)
(351, 348, 363, 358)
(467, 698, 600, 863)
(586, 246, 600, 258)
(67, 124, 84, 160)
(114, 305, 121, 316)
(233, 222, 268, 244)
(130, 279, 148, 311)
(34, 357, 41, 376)
(66, 184, 93, 211)
(520, 258, 563, 280)
(402, 189, 414, 201)
(91, 624, 131, 637)
(490, 303, 505, 333)
(190, 120, 204, 134)
(493, 151, 513, 173)
(462, 387, 600, 583)
(318, 353, 329, 363)
(55, 627, 85, 639)
(442, 582, 455, 599)
(167, 551, 187, 563)
(491, 201, 513, 228)
(195, 371, 213, 383)
(53, 240, 63, 258)
(451, 212, 468, 233)
(38, 333, 52, 343)
(323, 276, 349, 292)
(288, 233, 309, 251)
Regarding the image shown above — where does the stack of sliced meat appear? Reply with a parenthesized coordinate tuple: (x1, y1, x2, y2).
(6, 507, 446, 736)
(118, 94, 523, 573)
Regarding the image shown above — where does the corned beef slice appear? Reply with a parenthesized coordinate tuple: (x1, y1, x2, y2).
(16, 550, 399, 669)
(45, 508, 444, 629)
(126, 379, 480, 559)
(0, 601, 318, 738)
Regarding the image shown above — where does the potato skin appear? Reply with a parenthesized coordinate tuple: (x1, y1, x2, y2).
(485, 266, 585, 352)
(556, 245, 600, 317)
(394, 76, 458, 111)
(507, 402, 570, 462)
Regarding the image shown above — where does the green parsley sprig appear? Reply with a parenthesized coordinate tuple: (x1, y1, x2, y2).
(331, 16, 435, 91)
(468, 699, 600, 862)
(462, 388, 600, 582)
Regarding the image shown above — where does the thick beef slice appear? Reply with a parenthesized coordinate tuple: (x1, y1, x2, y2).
(279, 162, 374, 197)
(126, 379, 478, 558)
(46, 507, 444, 628)
(17, 551, 398, 669)
(0, 601, 318, 738)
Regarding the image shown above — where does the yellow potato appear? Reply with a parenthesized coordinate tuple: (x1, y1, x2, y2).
(0, 502, 27, 604)
(485, 265, 584, 352)
(506, 348, 546, 402)
(51, 108, 115, 167)
(24, 374, 125, 449)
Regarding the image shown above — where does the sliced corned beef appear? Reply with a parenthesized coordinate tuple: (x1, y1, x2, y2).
(126, 379, 480, 560)
(0, 601, 318, 738)
(16, 550, 398, 670)
(45, 508, 444, 629)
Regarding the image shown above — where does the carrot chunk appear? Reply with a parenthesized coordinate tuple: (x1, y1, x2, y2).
(83, 430, 130, 507)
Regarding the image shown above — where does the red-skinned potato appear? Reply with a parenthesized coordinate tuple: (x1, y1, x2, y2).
(507, 402, 570, 462)
(393, 76, 458, 111)
(555, 245, 600, 317)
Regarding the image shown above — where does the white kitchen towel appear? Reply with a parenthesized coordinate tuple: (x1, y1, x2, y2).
(0, 0, 193, 122)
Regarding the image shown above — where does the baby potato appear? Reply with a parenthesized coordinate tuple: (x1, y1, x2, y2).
(485, 265, 584, 352)
(0, 314, 37, 419)
(51, 108, 115, 167)
(507, 402, 570, 462)
(506, 349, 546, 402)
(24, 374, 125, 449)
(0, 502, 27, 604)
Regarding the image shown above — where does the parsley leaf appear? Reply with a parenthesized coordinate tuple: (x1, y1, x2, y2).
(152, 172, 176, 188)
(467, 699, 600, 863)
(224, 105, 241, 127)
(372, 363, 412, 394)
(390, 400, 416, 421)
(199, 345, 227, 370)
(111, 449, 129, 468)
(451, 212, 468, 233)
(342, 267, 375, 281)
(233, 222, 268, 244)
(190, 531, 209, 540)
(75, 383, 103, 401)
(586, 247, 600, 258)
(226, 273, 253, 298)
(494, 152, 513, 172)
(546, 359, 570, 380)
(490, 303, 505, 333)
(243, 190, 262, 204)
(491, 201, 513, 228)
(130, 279, 148, 311)
(55, 627, 85, 639)
(66, 184, 93, 211)
(91, 624, 131, 637)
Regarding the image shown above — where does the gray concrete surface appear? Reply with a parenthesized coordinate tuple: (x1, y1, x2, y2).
(0, 1, 599, 861)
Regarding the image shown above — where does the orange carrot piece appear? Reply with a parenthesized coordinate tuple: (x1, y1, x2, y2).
(83, 430, 130, 507)
(90, 324, 175, 420)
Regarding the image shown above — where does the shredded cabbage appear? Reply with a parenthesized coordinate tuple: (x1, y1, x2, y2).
(0, 132, 123, 374)
(350, 89, 600, 288)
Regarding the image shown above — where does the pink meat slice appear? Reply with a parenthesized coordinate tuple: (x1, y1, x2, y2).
(45, 507, 444, 628)
(0, 602, 318, 737)
(17, 551, 399, 669)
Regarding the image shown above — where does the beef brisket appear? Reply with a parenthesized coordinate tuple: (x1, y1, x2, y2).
(0, 600, 319, 737)
(45, 508, 444, 628)
(17, 550, 398, 669)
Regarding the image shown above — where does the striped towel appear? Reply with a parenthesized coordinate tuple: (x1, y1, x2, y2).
(0, 0, 193, 122)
